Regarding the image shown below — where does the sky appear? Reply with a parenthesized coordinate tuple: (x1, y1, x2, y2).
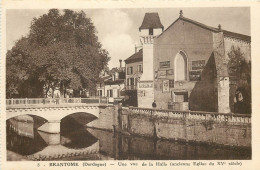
(6, 7, 250, 69)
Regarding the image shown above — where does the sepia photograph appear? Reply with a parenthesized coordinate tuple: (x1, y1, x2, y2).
(3, 3, 254, 166)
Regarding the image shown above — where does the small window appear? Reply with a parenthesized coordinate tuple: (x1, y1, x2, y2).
(99, 90, 102, 96)
(149, 28, 153, 35)
(109, 89, 113, 97)
(112, 74, 115, 81)
(117, 89, 120, 97)
(138, 64, 143, 73)
(107, 90, 110, 97)
(130, 78, 134, 85)
(127, 67, 133, 75)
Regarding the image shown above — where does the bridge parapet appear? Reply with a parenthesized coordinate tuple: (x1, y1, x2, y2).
(126, 107, 251, 124)
(6, 97, 108, 106)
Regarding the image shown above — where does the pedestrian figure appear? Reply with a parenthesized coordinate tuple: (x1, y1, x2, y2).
(152, 100, 157, 108)
(56, 93, 60, 104)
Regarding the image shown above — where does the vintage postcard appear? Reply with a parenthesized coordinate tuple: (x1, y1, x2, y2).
(1, 0, 260, 169)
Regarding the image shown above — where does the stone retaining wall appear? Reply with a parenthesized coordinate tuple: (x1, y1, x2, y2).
(87, 106, 251, 148)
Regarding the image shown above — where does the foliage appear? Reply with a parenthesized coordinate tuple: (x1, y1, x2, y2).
(6, 9, 110, 98)
(227, 45, 250, 79)
(228, 45, 251, 114)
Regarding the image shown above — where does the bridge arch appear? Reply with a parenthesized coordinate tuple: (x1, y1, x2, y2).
(61, 112, 98, 126)
(6, 106, 100, 122)
(6, 113, 48, 122)
(6, 106, 100, 134)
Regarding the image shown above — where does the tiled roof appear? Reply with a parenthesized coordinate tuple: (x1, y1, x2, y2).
(160, 16, 251, 42)
(104, 79, 125, 85)
(98, 75, 112, 82)
(125, 49, 143, 64)
(222, 30, 250, 42)
(139, 13, 164, 30)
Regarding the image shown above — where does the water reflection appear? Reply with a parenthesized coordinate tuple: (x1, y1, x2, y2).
(87, 128, 251, 160)
(7, 115, 251, 161)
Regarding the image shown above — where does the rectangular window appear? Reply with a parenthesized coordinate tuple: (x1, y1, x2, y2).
(130, 67, 133, 74)
(117, 89, 120, 97)
(127, 66, 133, 75)
(149, 28, 153, 35)
(109, 89, 113, 97)
(107, 90, 110, 97)
(138, 64, 143, 73)
(130, 78, 134, 85)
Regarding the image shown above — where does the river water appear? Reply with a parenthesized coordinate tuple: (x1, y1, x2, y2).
(7, 116, 251, 161)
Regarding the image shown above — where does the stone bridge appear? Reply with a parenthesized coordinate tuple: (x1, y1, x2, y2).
(6, 98, 107, 134)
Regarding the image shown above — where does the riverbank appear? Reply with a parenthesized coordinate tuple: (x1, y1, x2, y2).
(87, 106, 251, 148)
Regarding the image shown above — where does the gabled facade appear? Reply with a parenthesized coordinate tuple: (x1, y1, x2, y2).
(124, 49, 143, 106)
(153, 10, 251, 113)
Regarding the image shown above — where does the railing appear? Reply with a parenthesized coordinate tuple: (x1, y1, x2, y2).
(127, 107, 251, 124)
(125, 85, 137, 90)
(6, 97, 109, 106)
(6, 97, 123, 106)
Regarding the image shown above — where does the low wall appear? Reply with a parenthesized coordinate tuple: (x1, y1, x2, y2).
(87, 106, 251, 148)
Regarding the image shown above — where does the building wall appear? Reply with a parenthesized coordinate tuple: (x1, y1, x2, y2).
(224, 37, 251, 64)
(125, 61, 143, 86)
(138, 42, 154, 108)
(153, 19, 216, 110)
(141, 43, 154, 81)
(104, 83, 125, 98)
(86, 106, 251, 148)
(97, 82, 105, 97)
(125, 61, 142, 107)
(137, 82, 154, 108)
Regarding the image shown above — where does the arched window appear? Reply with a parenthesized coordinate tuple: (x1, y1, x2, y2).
(174, 51, 187, 81)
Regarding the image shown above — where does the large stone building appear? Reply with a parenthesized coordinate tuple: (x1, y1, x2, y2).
(125, 10, 251, 114)
(153, 10, 251, 113)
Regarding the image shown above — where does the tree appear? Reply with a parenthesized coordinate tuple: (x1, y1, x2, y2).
(227, 45, 251, 114)
(227, 45, 250, 79)
(6, 9, 110, 98)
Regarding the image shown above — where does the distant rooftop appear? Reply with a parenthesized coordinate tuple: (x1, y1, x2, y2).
(139, 13, 164, 30)
(125, 49, 143, 64)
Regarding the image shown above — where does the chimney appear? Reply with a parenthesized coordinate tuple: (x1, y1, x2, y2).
(179, 10, 183, 17)
(119, 59, 122, 68)
(218, 24, 222, 31)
